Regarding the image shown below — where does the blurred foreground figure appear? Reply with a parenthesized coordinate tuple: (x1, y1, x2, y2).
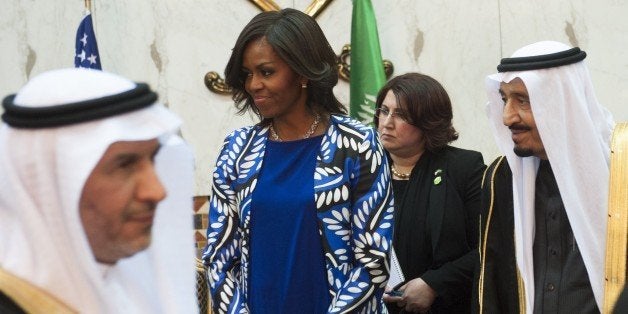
(0, 68, 196, 313)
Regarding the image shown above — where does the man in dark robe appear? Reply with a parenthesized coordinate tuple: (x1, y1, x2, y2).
(474, 41, 622, 313)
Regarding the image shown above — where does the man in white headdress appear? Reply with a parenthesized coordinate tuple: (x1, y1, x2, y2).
(474, 41, 620, 313)
(0, 68, 197, 313)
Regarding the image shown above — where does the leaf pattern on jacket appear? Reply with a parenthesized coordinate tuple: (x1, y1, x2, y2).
(203, 116, 393, 314)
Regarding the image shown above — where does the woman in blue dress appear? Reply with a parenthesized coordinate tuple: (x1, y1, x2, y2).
(203, 8, 394, 314)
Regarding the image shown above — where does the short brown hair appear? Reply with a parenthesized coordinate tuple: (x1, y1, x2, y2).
(374, 72, 458, 152)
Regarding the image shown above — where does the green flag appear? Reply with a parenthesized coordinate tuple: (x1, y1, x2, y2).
(350, 0, 386, 125)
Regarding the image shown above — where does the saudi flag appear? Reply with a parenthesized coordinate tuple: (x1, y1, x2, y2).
(350, 0, 386, 125)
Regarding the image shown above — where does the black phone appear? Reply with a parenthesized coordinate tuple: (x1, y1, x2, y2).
(388, 290, 403, 297)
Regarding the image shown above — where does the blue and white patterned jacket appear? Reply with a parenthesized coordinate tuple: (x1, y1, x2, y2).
(203, 115, 394, 313)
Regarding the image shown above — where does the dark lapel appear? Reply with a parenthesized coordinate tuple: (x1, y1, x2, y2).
(427, 151, 448, 250)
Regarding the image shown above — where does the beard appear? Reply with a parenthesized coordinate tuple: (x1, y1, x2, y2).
(513, 146, 534, 157)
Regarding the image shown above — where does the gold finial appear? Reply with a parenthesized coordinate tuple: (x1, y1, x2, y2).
(337, 44, 394, 82)
(204, 72, 232, 95)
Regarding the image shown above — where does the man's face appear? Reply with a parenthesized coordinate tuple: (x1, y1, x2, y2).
(499, 78, 547, 159)
(79, 139, 166, 264)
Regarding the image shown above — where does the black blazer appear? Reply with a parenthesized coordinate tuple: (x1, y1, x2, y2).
(394, 146, 485, 313)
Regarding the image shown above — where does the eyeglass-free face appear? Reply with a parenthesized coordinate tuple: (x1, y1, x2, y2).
(499, 77, 545, 159)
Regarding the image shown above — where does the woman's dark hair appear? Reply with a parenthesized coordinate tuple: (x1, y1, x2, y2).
(224, 8, 345, 123)
(374, 72, 458, 152)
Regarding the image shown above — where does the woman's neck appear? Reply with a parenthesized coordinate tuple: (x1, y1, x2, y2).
(389, 150, 423, 178)
(271, 110, 327, 141)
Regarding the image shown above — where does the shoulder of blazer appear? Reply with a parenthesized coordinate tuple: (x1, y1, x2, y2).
(226, 125, 257, 142)
(437, 146, 485, 182)
(329, 114, 376, 139)
(218, 125, 265, 187)
(438, 146, 483, 164)
(221, 125, 265, 159)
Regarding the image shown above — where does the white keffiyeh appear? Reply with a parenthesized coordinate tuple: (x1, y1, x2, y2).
(0, 68, 197, 313)
(485, 41, 615, 312)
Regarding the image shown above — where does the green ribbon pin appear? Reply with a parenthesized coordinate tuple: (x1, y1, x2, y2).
(433, 169, 443, 185)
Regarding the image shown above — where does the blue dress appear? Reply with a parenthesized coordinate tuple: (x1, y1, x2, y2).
(248, 135, 330, 313)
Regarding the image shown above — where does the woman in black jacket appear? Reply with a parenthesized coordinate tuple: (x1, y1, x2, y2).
(378, 73, 486, 313)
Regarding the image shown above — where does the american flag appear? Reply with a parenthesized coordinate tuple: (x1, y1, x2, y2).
(75, 13, 102, 69)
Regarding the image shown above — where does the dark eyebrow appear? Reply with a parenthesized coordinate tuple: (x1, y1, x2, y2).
(511, 92, 529, 99)
(115, 143, 161, 162)
(112, 153, 140, 168)
(241, 62, 274, 73)
(150, 144, 162, 160)
(255, 62, 275, 69)
(499, 88, 527, 96)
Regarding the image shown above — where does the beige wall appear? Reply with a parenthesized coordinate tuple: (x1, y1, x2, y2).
(2, 0, 627, 195)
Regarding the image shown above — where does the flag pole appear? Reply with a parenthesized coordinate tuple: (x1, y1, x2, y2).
(84, 0, 91, 13)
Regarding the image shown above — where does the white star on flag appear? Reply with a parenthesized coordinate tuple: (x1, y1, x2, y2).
(76, 50, 86, 62)
(87, 54, 98, 65)
(75, 13, 102, 70)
